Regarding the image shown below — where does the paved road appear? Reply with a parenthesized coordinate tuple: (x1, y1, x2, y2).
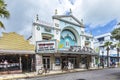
(20, 68, 120, 80)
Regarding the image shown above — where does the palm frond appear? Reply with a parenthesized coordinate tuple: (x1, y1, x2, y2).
(111, 27, 120, 41)
(0, 21, 5, 29)
(0, 9, 10, 18)
(0, 0, 10, 29)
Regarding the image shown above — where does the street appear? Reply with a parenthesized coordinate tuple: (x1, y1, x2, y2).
(19, 68, 120, 80)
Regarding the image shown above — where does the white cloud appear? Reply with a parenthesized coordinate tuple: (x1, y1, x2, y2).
(78, 0, 120, 26)
(18, 24, 32, 38)
(2, 0, 120, 38)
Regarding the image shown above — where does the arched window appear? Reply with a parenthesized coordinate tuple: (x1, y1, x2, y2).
(60, 29, 77, 48)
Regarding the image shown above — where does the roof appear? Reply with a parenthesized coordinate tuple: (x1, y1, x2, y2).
(0, 49, 35, 54)
(0, 32, 35, 51)
(94, 32, 111, 39)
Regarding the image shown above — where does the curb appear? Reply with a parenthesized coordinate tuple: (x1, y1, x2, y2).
(1, 67, 113, 80)
(15, 68, 104, 79)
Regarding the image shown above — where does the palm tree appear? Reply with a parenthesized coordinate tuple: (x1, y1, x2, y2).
(0, 0, 10, 29)
(104, 41, 112, 67)
(111, 27, 120, 41)
(111, 27, 120, 66)
(115, 42, 120, 66)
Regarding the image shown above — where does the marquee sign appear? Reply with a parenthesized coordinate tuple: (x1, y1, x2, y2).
(36, 40, 57, 53)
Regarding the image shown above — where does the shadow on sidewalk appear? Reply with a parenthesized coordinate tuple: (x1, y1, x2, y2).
(76, 79, 86, 80)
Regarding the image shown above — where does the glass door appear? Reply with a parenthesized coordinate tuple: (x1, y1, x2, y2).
(68, 58, 76, 68)
(43, 57, 50, 69)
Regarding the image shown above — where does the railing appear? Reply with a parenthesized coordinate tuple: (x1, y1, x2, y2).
(69, 46, 96, 54)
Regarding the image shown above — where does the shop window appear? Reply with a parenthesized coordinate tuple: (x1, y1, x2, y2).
(55, 57, 60, 66)
(81, 57, 86, 64)
(0, 55, 20, 72)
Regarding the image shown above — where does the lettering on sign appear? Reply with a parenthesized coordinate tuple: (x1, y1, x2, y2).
(69, 46, 94, 53)
(36, 40, 56, 53)
(38, 43, 55, 51)
(69, 46, 81, 52)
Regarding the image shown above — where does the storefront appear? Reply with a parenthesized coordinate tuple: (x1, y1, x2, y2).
(0, 32, 35, 74)
(100, 54, 118, 67)
(36, 40, 97, 71)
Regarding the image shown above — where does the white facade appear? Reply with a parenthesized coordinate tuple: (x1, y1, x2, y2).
(30, 15, 94, 50)
(94, 32, 119, 67)
(94, 32, 118, 56)
(29, 14, 97, 72)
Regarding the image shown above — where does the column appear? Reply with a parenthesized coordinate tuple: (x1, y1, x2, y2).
(19, 56, 22, 70)
(36, 54, 42, 74)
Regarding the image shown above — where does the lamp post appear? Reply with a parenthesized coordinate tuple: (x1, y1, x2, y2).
(102, 51, 104, 68)
(117, 48, 120, 66)
(25, 54, 28, 72)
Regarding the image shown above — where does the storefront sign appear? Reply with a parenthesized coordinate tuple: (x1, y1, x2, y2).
(36, 40, 57, 53)
(110, 54, 117, 57)
(69, 46, 93, 53)
(69, 46, 81, 52)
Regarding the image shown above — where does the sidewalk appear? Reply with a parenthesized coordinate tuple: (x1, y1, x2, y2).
(0, 67, 104, 80)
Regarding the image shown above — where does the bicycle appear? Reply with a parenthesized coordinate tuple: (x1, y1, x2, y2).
(38, 67, 44, 74)
(38, 67, 50, 75)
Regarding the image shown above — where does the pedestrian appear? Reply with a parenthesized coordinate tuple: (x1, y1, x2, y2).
(98, 63, 100, 68)
(4, 60, 8, 64)
(4, 60, 8, 71)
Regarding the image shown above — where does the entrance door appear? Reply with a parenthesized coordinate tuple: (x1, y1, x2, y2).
(43, 57, 50, 69)
(68, 58, 76, 68)
(21, 55, 31, 72)
(61, 57, 68, 69)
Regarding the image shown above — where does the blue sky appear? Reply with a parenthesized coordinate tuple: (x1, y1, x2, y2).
(85, 19, 118, 36)
(1, 0, 120, 38)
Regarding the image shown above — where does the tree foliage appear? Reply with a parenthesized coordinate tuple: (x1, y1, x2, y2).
(104, 41, 112, 50)
(104, 41, 112, 67)
(111, 27, 120, 41)
(0, 0, 10, 29)
(111, 27, 120, 65)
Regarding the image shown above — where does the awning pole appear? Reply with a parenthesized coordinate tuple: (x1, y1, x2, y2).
(19, 56, 22, 70)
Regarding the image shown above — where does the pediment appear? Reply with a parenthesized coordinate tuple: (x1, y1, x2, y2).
(53, 15, 84, 27)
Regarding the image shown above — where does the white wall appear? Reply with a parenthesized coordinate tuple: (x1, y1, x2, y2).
(32, 23, 42, 44)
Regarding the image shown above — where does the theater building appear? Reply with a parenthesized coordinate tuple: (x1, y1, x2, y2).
(29, 12, 98, 71)
(0, 32, 35, 74)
